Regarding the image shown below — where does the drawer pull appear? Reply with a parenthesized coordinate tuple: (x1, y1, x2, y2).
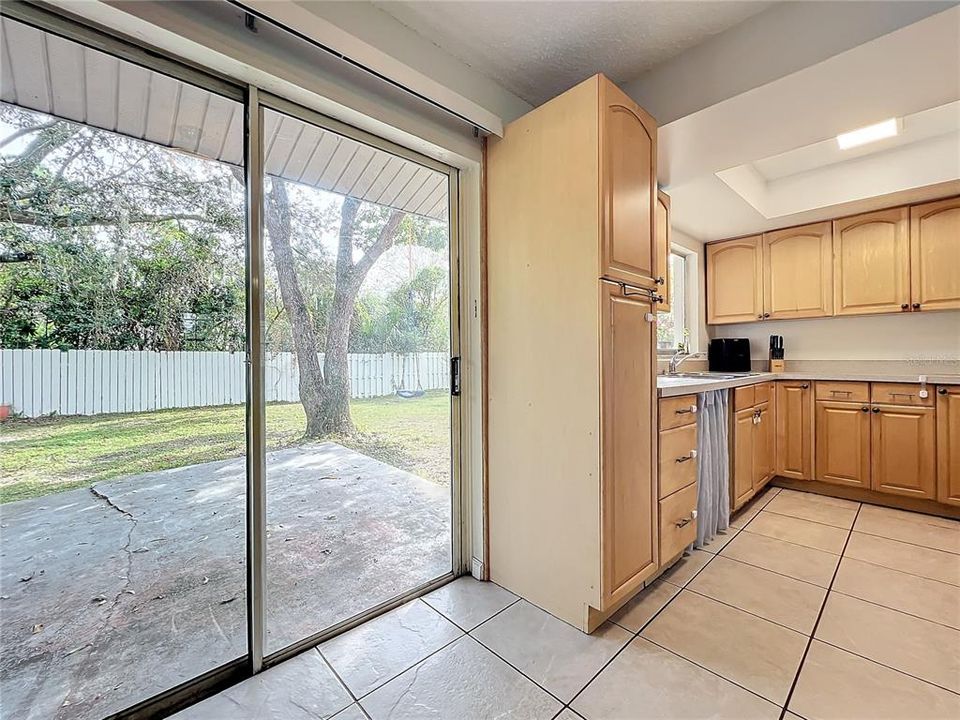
(675, 449, 697, 463)
(675, 509, 698, 529)
(675, 405, 697, 415)
(830, 390, 852, 396)
(890, 392, 915, 399)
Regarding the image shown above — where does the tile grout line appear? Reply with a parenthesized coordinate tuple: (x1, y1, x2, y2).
(826, 586, 960, 632)
(761, 507, 859, 531)
(812, 636, 960, 696)
(563, 549, 722, 713)
(714, 549, 835, 590)
(466, 631, 569, 707)
(849, 528, 960, 557)
(641, 635, 785, 709)
(315, 647, 360, 704)
(738, 527, 844, 556)
(680, 585, 817, 637)
(346, 597, 527, 708)
(421, 593, 521, 634)
(776, 502, 862, 720)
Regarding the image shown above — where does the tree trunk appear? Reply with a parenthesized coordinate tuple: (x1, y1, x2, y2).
(263, 179, 327, 436)
(320, 197, 403, 433)
(263, 182, 403, 438)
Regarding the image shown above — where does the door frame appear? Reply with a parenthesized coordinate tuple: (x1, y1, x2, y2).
(251, 90, 466, 670)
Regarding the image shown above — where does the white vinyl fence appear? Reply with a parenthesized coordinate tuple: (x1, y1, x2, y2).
(0, 349, 448, 418)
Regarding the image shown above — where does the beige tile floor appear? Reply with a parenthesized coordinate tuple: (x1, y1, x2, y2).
(176, 486, 960, 720)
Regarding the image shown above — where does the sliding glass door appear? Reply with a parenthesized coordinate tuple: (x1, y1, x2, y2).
(0, 15, 247, 719)
(255, 102, 457, 656)
(0, 8, 460, 720)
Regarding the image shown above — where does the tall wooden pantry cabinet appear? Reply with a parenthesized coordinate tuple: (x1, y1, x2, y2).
(486, 74, 660, 632)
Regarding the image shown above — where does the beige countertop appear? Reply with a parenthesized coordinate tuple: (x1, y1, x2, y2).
(657, 370, 960, 398)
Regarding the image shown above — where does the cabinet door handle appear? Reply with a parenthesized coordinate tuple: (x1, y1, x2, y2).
(872, 407, 881, 413)
(801, 383, 809, 389)
(940, 388, 949, 395)
(655, 276, 665, 285)
(763, 313, 770, 318)
(861, 406, 869, 412)
(757, 314, 763, 319)
(913, 303, 921, 310)
(901, 303, 909, 310)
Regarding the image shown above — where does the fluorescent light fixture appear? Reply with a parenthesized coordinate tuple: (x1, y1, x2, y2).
(837, 118, 899, 150)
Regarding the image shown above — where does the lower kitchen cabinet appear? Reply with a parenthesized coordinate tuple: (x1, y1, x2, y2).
(755, 401, 774, 487)
(733, 407, 756, 508)
(601, 284, 659, 606)
(776, 381, 813, 480)
(816, 400, 871, 488)
(938, 386, 960, 506)
(871, 404, 937, 500)
(659, 481, 698, 562)
(732, 396, 773, 511)
(658, 394, 698, 563)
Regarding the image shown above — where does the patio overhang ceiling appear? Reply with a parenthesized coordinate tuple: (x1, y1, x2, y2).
(0, 16, 448, 221)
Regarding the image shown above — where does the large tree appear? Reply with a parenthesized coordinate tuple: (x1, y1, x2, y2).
(1, 103, 445, 436)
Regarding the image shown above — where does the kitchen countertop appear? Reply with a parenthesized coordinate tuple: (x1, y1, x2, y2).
(657, 371, 960, 397)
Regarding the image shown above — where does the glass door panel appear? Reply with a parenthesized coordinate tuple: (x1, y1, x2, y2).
(0, 18, 246, 719)
(259, 106, 454, 655)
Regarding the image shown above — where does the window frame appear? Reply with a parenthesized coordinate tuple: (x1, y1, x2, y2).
(657, 244, 698, 355)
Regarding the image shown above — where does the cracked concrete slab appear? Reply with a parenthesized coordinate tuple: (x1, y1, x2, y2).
(0, 442, 450, 720)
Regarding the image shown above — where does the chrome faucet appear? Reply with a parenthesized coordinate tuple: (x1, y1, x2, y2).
(668, 349, 695, 374)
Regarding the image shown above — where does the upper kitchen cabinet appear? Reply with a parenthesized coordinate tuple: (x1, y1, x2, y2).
(706, 236, 763, 324)
(600, 79, 658, 289)
(655, 190, 671, 312)
(833, 208, 910, 316)
(762, 222, 833, 320)
(910, 197, 960, 312)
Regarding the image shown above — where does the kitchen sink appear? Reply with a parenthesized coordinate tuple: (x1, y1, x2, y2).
(663, 371, 762, 380)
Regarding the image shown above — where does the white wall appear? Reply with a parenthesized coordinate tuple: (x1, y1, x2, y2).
(711, 311, 960, 362)
(624, 1, 957, 125)
(292, 1, 532, 124)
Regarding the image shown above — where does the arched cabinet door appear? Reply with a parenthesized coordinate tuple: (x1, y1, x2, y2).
(599, 78, 657, 289)
(762, 222, 833, 320)
(910, 197, 960, 312)
(833, 208, 909, 316)
(706, 236, 762, 324)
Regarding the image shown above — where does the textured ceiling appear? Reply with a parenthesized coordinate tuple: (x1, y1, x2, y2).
(375, 1, 772, 106)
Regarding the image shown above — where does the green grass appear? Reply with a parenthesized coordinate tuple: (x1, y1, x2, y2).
(0, 391, 451, 504)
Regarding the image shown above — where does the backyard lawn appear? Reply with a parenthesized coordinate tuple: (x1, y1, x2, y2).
(0, 391, 451, 503)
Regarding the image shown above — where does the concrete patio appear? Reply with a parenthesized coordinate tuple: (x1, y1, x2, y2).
(0, 443, 451, 720)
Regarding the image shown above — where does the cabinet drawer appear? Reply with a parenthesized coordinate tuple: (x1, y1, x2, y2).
(660, 394, 699, 430)
(734, 385, 755, 411)
(871, 383, 934, 407)
(659, 424, 698, 499)
(660, 482, 698, 563)
(816, 381, 869, 403)
(753, 382, 772, 405)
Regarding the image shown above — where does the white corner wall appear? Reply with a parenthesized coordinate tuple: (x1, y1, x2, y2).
(625, 1, 958, 124)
